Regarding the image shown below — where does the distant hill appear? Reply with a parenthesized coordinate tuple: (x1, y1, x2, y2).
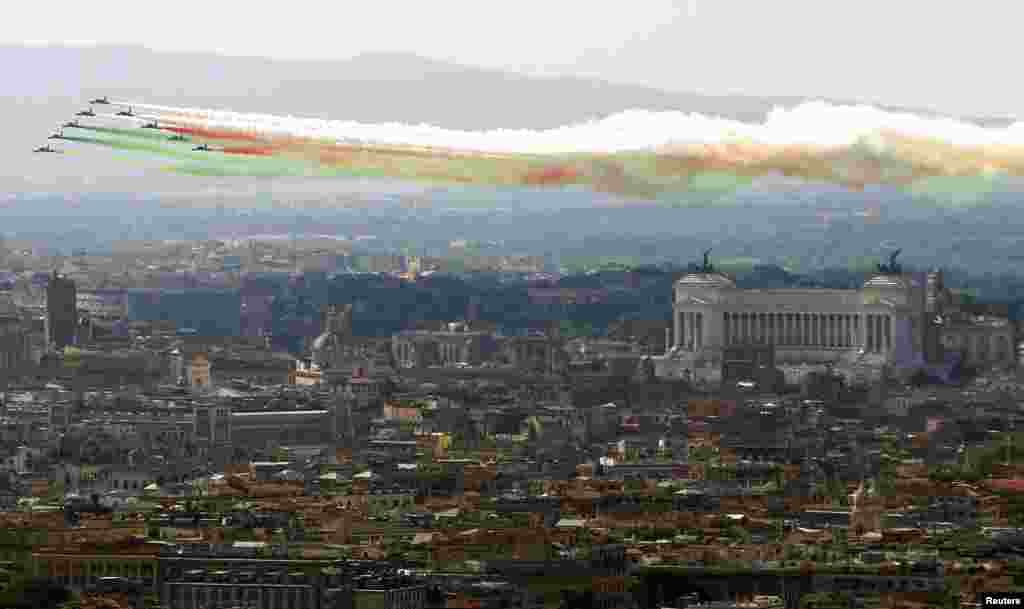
(2, 44, 1013, 131)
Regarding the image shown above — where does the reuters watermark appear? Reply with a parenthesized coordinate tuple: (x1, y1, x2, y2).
(979, 594, 1024, 607)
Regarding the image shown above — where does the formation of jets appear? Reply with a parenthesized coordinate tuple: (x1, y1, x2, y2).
(35, 95, 220, 156)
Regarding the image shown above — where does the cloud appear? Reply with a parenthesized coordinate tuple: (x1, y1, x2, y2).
(118, 99, 1024, 155)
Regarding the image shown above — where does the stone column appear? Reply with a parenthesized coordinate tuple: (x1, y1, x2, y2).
(687, 312, 695, 350)
(696, 312, 703, 350)
(681, 312, 688, 350)
(675, 310, 682, 349)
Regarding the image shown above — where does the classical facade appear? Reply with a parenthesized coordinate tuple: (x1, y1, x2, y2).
(660, 253, 1013, 383)
(391, 321, 489, 369)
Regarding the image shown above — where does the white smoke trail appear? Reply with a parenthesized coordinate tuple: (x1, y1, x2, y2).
(109, 100, 1024, 155)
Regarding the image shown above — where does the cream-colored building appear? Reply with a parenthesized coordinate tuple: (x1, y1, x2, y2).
(660, 259, 1014, 383)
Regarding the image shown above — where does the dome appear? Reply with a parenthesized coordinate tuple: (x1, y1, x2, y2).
(676, 272, 735, 288)
(311, 332, 335, 352)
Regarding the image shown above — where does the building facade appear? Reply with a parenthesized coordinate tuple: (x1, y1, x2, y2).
(0, 299, 29, 375)
(391, 322, 490, 369)
(46, 272, 77, 349)
(662, 259, 1012, 382)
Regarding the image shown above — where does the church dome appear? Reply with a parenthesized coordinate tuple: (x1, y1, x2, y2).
(311, 332, 334, 352)
(676, 272, 736, 288)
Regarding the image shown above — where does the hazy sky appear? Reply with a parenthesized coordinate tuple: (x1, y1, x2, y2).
(4, 0, 1019, 117)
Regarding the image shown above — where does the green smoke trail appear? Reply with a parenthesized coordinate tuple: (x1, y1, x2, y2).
(78, 125, 189, 143)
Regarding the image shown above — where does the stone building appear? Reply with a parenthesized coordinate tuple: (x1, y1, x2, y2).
(0, 297, 29, 377)
(311, 304, 394, 383)
(501, 334, 568, 375)
(660, 253, 1014, 383)
(46, 271, 77, 350)
(391, 321, 490, 369)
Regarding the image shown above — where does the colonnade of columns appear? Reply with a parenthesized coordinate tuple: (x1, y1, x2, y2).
(674, 310, 895, 353)
(722, 311, 892, 352)
(673, 311, 704, 351)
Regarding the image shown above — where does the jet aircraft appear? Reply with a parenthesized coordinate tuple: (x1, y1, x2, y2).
(48, 128, 65, 140)
(192, 144, 212, 151)
(76, 107, 96, 117)
(90, 96, 111, 105)
(168, 134, 188, 142)
(34, 145, 61, 153)
(63, 120, 81, 128)
(141, 120, 160, 129)
(115, 106, 134, 117)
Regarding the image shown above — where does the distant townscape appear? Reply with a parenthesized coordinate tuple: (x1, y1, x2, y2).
(0, 240, 1022, 609)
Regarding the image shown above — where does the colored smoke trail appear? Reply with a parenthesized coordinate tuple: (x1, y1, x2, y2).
(78, 124, 189, 143)
(118, 99, 1024, 153)
(163, 125, 265, 142)
(50, 98, 1024, 201)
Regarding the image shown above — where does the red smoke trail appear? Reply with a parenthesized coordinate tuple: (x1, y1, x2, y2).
(524, 164, 579, 185)
(163, 125, 263, 142)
